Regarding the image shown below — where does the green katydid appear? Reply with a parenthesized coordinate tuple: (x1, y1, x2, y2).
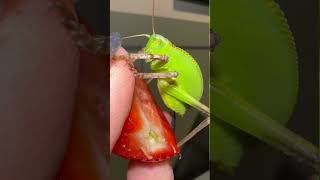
(119, 0, 210, 146)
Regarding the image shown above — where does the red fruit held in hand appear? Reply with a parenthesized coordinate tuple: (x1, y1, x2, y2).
(112, 78, 180, 162)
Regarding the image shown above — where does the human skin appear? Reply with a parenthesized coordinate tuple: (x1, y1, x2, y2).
(0, 0, 79, 179)
(110, 48, 174, 180)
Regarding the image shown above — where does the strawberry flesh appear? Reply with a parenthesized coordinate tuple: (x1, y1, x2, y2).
(112, 78, 180, 162)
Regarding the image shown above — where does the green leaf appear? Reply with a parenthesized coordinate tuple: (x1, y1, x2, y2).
(210, 0, 298, 172)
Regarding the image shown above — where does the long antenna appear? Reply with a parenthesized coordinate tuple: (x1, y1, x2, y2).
(122, 34, 150, 39)
(152, 0, 155, 34)
(122, 0, 155, 40)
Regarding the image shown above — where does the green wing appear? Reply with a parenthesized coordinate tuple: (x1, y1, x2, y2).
(210, 0, 298, 172)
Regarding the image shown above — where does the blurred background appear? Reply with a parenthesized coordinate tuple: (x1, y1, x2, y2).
(110, 0, 209, 179)
(212, 0, 318, 180)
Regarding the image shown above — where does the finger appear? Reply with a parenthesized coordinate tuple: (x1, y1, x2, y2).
(127, 161, 174, 180)
(110, 48, 135, 151)
(112, 47, 127, 59)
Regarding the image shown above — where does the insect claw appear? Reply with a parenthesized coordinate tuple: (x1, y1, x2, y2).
(135, 72, 178, 79)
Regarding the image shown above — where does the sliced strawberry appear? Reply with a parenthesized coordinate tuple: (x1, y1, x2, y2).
(112, 78, 180, 162)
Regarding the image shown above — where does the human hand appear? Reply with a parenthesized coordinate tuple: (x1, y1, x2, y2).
(110, 47, 174, 180)
(0, 0, 79, 179)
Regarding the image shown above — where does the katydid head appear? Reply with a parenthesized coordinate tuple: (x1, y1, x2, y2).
(145, 34, 171, 53)
(122, 34, 171, 54)
(144, 34, 172, 69)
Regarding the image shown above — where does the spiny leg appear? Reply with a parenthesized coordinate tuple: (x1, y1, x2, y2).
(177, 117, 210, 147)
(113, 53, 168, 63)
(135, 72, 178, 79)
(113, 53, 176, 79)
(129, 53, 168, 62)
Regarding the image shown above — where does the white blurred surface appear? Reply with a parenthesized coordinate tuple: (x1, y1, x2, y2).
(110, 0, 208, 23)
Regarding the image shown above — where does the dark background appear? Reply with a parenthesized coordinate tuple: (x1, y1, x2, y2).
(74, 0, 110, 178)
(75, 0, 107, 36)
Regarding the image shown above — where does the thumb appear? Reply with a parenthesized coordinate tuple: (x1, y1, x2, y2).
(110, 48, 135, 151)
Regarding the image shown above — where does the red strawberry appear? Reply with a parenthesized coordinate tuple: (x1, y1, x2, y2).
(112, 78, 180, 162)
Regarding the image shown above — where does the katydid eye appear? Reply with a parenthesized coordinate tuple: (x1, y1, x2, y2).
(154, 40, 164, 48)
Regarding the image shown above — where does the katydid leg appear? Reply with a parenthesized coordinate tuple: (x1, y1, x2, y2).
(113, 53, 168, 63)
(178, 117, 210, 147)
(135, 72, 178, 79)
(158, 80, 210, 116)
